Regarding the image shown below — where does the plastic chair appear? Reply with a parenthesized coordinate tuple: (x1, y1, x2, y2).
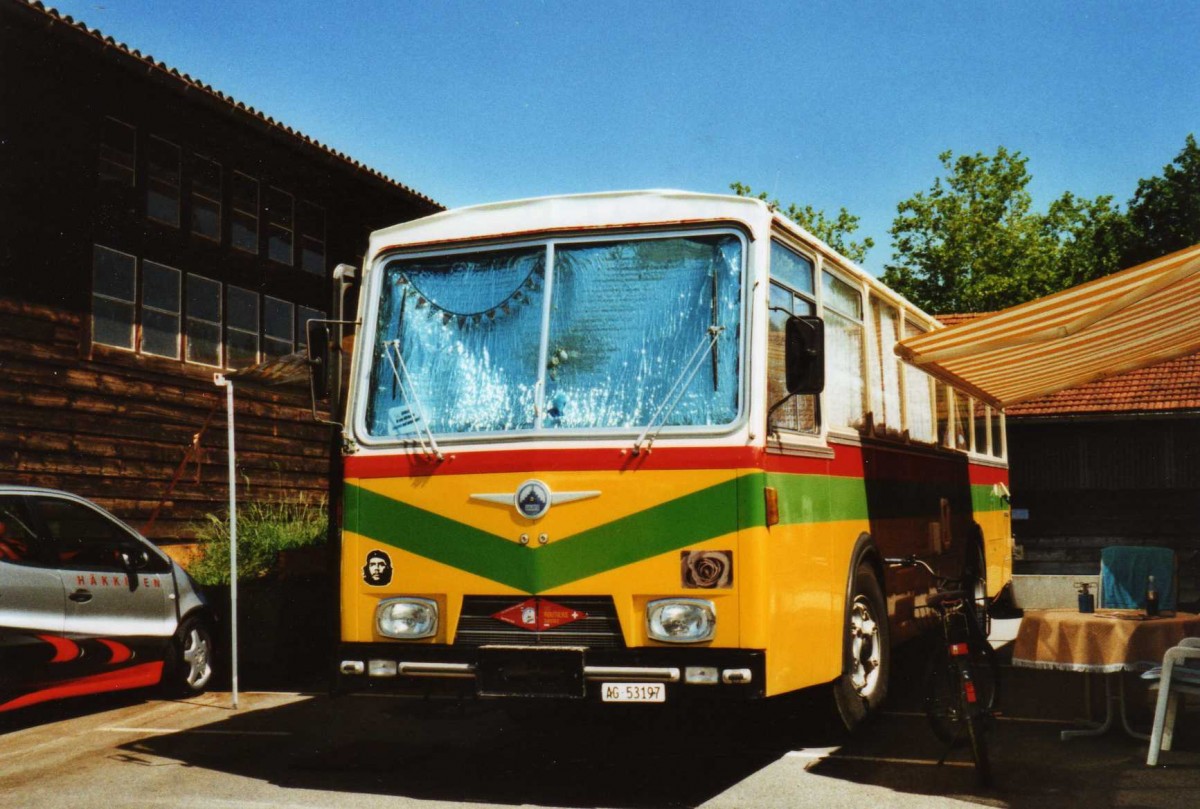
(1099, 545, 1176, 611)
(1144, 637, 1200, 765)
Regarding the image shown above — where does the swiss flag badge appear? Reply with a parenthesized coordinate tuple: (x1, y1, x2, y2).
(492, 598, 587, 631)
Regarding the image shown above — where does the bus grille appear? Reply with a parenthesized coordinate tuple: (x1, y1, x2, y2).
(454, 596, 626, 649)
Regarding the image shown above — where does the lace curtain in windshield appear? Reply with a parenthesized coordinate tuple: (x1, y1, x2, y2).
(364, 234, 741, 438)
(365, 246, 545, 436)
(543, 235, 741, 429)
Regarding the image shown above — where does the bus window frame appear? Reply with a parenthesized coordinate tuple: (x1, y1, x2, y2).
(819, 262, 869, 441)
(349, 225, 754, 449)
(765, 236, 824, 449)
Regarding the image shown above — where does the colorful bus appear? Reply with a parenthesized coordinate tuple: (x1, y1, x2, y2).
(318, 190, 1012, 727)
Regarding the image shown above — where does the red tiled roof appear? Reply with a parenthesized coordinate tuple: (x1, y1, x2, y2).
(17, 0, 441, 211)
(932, 313, 1200, 416)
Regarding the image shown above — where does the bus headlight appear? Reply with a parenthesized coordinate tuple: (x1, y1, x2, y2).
(376, 597, 438, 639)
(647, 598, 715, 643)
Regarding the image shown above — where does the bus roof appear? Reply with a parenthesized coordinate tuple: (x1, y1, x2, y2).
(367, 189, 769, 251)
(367, 189, 939, 328)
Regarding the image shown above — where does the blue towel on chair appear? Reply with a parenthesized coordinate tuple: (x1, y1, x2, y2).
(1100, 545, 1175, 610)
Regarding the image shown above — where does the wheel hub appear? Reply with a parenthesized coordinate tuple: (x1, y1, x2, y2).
(849, 596, 882, 697)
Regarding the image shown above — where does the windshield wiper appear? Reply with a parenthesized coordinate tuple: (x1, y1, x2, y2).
(633, 325, 726, 456)
(383, 340, 443, 460)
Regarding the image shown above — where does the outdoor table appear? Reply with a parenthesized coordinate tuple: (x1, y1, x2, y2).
(1012, 609, 1200, 741)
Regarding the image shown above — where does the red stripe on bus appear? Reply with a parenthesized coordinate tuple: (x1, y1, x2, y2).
(968, 464, 1010, 486)
(345, 446, 766, 478)
(344, 442, 1008, 482)
(0, 662, 164, 713)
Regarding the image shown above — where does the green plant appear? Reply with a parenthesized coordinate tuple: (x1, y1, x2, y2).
(189, 498, 328, 585)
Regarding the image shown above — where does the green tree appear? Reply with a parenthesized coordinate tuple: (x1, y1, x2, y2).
(882, 147, 1117, 313)
(1119, 134, 1200, 267)
(729, 182, 874, 264)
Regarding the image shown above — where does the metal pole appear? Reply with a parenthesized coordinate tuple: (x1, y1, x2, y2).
(215, 374, 239, 710)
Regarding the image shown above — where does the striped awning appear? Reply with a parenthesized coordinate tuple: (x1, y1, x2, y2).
(895, 243, 1200, 409)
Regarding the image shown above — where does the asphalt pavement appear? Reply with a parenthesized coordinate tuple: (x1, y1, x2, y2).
(2, 618, 1197, 808)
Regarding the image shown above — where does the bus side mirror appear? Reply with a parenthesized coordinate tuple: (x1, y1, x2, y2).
(785, 315, 824, 395)
(307, 321, 331, 402)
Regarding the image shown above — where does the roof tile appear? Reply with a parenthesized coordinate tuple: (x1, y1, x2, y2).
(934, 313, 1200, 416)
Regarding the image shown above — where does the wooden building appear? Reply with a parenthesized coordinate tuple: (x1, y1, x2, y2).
(1005, 352, 1200, 603)
(934, 313, 1200, 605)
(0, 0, 441, 548)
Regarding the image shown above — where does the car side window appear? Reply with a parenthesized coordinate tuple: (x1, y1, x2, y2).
(29, 497, 168, 573)
(0, 496, 48, 566)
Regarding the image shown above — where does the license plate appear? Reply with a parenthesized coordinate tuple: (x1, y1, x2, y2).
(476, 646, 585, 698)
(600, 683, 666, 703)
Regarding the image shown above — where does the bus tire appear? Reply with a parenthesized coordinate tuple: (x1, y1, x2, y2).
(966, 530, 991, 639)
(833, 562, 890, 731)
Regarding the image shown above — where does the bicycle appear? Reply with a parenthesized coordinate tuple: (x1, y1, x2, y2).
(885, 555, 999, 786)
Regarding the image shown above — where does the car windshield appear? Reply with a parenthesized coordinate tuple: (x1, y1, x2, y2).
(362, 232, 743, 440)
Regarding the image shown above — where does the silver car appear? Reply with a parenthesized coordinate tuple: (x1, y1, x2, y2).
(0, 486, 214, 712)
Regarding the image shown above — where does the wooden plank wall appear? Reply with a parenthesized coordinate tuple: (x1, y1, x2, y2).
(0, 296, 332, 547)
(1008, 418, 1200, 600)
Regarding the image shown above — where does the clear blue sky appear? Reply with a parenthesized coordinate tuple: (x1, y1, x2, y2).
(50, 0, 1200, 274)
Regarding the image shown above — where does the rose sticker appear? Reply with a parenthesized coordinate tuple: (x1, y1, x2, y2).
(681, 550, 733, 589)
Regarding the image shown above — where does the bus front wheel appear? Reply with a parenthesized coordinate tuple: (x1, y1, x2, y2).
(833, 563, 890, 731)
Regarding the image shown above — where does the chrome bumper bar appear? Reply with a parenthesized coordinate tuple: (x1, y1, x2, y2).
(341, 659, 683, 683)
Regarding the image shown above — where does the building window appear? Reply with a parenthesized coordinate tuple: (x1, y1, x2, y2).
(191, 155, 221, 242)
(297, 305, 325, 351)
(265, 187, 294, 265)
(299, 201, 326, 275)
(146, 136, 181, 226)
(767, 241, 818, 434)
(225, 285, 259, 369)
(98, 117, 136, 187)
(231, 172, 259, 254)
(822, 270, 865, 431)
(141, 261, 181, 359)
(264, 296, 294, 358)
(186, 274, 222, 367)
(92, 245, 136, 350)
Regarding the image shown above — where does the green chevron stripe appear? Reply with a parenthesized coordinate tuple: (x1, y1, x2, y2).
(350, 477, 756, 593)
(349, 471, 1005, 593)
(971, 482, 1008, 514)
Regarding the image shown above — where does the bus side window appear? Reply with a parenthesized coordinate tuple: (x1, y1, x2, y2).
(821, 270, 866, 432)
(935, 382, 951, 447)
(953, 390, 972, 451)
(903, 320, 936, 443)
(768, 242, 818, 435)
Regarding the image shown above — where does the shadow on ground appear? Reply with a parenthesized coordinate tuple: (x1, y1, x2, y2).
(117, 689, 845, 808)
(106, 636, 1200, 809)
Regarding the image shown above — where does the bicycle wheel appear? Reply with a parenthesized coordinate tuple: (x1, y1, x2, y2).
(962, 676, 993, 786)
(968, 637, 999, 713)
(925, 635, 998, 741)
(924, 645, 966, 746)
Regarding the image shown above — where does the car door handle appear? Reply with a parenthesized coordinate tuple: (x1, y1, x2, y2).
(69, 589, 94, 603)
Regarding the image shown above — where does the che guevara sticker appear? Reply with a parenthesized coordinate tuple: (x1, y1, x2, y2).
(362, 549, 393, 586)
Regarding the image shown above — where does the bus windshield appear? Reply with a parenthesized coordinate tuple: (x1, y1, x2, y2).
(362, 232, 744, 440)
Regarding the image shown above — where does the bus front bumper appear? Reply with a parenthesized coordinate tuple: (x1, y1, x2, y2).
(335, 644, 765, 701)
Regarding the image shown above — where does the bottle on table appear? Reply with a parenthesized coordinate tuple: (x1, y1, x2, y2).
(1146, 574, 1159, 617)
(1076, 582, 1094, 613)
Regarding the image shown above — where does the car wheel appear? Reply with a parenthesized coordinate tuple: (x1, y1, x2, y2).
(164, 616, 215, 697)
